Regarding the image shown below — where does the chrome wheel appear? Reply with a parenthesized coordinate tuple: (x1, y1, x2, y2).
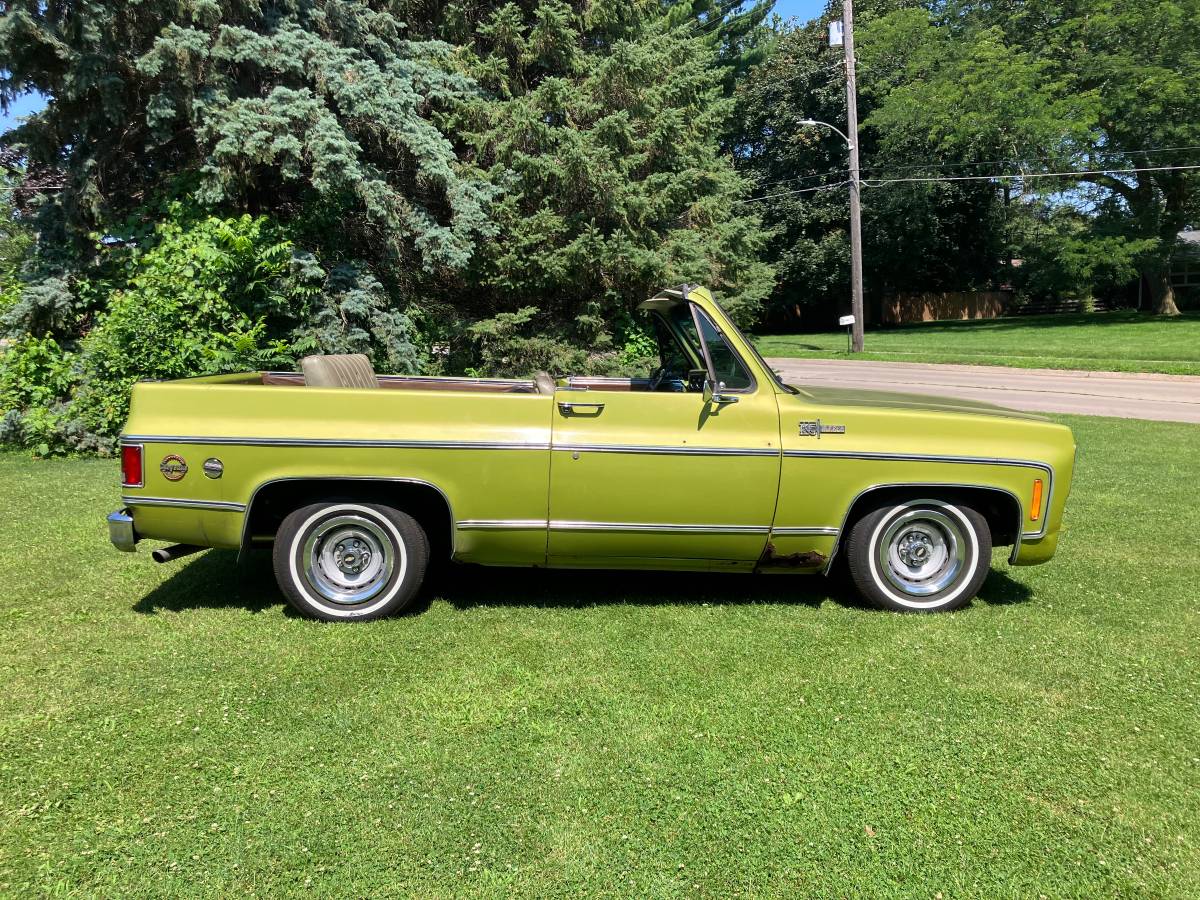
(275, 501, 429, 622)
(302, 514, 395, 605)
(876, 507, 967, 600)
(848, 498, 990, 613)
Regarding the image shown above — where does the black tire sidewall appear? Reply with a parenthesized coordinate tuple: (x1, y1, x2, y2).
(848, 500, 991, 613)
(273, 502, 428, 621)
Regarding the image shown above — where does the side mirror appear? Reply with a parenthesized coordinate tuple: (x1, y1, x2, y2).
(704, 378, 738, 405)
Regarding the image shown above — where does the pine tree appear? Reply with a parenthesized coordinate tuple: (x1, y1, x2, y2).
(1, 0, 774, 388)
(0, 1, 496, 284)
(409, 0, 775, 373)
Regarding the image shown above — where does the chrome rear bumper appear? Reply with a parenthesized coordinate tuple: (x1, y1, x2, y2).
(107, 509, 138, 552)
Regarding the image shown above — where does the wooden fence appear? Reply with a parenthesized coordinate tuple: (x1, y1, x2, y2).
(879, 291, 1013, 324)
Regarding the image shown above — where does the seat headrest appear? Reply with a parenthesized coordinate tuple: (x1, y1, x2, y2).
(300, 354, 380, 389)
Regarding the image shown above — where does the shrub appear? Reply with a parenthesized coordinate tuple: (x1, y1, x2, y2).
(0, 205, 426, 454)
(0, 336, 78, 455)
(73, 295, 294, 445)
(62, 211, 301, 449)
(0, 273, 22, 322)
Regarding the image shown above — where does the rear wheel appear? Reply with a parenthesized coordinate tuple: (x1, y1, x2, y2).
(272, 501, 428, 621)
(845, 499, 991, 612)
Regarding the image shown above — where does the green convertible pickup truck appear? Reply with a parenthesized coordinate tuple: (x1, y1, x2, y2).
(108, 285, 1075, 620)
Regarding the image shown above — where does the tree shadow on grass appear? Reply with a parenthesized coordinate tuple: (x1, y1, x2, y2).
(133, 551, 1033, 616)
(781, 342, 825, 351)
(767, 310, 1197, 341)
(882, 309, 1198, 336)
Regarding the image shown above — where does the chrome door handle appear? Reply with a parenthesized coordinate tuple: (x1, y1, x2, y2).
(557, 401, 606, 415)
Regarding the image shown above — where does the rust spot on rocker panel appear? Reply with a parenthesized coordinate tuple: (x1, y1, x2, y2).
(757, 542, 827, 569)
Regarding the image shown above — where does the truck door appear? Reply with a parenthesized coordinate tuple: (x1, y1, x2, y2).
(546, 302, 781, 568)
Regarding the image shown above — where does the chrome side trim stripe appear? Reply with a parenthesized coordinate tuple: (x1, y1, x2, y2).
(122, 496, 247, 512)
(119, 435, 779, 457)
(121, 435, 550, 451)
(771, 526, 840, 537)
(784, 450, 1053, 540)
(456, 519, 546, 530)
(548, 521, 770, 535)
(554, 444, 779, 457)
(782, 449, 1051, 473)
(457, 519, 775, 535)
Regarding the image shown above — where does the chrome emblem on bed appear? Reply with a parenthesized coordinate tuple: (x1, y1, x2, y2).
(202, 458, 224, 479)
(799, 419, 846, 438)
(159, 454, 188, 481)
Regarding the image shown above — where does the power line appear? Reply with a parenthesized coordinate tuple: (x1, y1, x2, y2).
(733, 180, 851, 205)
(861, 163, 1200, 187)
(747, 166, 849, 192)
(861, 144, 1200, 176)
(684, 0, 743, 33)
(686, 0, 753, 37)
(723, 163, 1200, 208)
(731, 153, 1198, 204)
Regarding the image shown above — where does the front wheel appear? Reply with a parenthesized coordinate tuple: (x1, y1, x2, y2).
(272, 501, 429, 621)
(845, 499, 991, 613)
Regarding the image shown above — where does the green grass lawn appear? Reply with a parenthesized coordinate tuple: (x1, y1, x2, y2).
(2, 415, 1199, 897)
(756, 310, 1200, 375)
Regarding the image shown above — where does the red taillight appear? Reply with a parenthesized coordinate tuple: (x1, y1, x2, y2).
(121, 444, 143, 487)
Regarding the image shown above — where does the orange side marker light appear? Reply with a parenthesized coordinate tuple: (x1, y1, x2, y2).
(1030, 478, 1044, 521)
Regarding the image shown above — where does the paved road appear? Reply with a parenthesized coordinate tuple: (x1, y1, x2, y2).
(765, 358, 1200, 424)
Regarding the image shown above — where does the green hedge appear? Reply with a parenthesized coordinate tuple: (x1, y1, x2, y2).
(0, 206, 423, 455)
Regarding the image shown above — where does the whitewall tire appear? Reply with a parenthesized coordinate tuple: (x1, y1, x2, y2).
(272, 502, 428, 621)
(845, 499, 991, 613)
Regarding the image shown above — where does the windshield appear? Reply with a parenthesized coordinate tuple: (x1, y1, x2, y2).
(713, 302, 799, 395)
(667, 304, 754, 391)
(636, 293, 795, 394)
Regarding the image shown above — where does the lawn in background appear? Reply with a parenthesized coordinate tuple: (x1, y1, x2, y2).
(756, 310, 1200, 375)
(1, 414, 1198, 896)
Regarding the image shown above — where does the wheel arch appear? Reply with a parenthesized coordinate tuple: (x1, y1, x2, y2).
(825, 482, 1023, 574)
(240, 477, 455, 562)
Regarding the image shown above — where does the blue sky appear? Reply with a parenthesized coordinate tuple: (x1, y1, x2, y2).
(772, 0, 826, 25)
(0, 1, 828, 134)
(0, 90, 46, 134)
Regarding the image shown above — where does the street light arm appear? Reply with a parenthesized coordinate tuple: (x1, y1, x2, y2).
(797, 118, 853, 150)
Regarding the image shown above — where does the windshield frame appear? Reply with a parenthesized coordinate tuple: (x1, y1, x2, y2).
(684, 303, 757, 394)
(717, 306, 799, 395)
(645, 302, 759, 394)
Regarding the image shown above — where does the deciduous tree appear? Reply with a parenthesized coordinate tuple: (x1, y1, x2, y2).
(859, 0, 1200, 315)
(734, 6, 1006, 326)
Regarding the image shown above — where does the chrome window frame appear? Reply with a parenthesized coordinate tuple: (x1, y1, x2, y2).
(678, 300, 758, 395)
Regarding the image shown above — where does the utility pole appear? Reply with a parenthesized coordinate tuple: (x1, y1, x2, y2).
(843, 0, 865, 352)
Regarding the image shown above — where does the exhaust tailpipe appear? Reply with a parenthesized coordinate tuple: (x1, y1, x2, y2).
(152, 544, 205, 564)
